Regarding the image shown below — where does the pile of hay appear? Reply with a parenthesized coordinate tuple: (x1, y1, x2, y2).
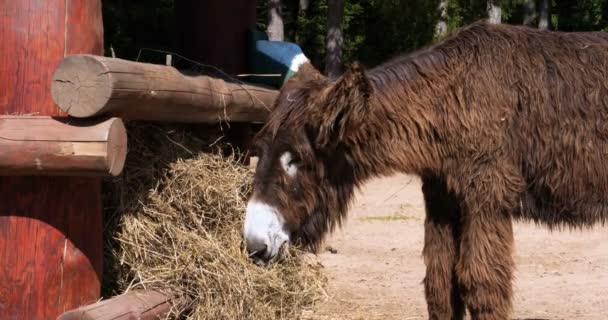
(103, 123, 326, 319)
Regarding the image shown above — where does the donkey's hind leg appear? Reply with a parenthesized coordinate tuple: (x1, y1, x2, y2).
(421, 174, 465, 320)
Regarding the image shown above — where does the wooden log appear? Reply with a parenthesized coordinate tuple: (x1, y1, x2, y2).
(51, 55, 279, 123)
(0, 116, 127, 176)
(0, 1, 105, 318)
(58, 290, 190, 320)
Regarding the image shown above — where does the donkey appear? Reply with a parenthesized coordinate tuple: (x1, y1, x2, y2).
(243, 21, 608, 319)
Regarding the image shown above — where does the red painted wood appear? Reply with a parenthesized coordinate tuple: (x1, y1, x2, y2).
(0, 0, 104, 319)
(0, 1, 65, 116)
(66, 0, 104, 56)
(0, 178, 102, 319)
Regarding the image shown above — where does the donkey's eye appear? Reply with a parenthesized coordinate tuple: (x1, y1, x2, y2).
(280, 151, 299, 177)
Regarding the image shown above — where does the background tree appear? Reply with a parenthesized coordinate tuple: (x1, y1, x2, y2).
(538, 0, 551, 29)
(487, 0, 502, 23)
(295, 0, 310, 43)
(102, 0, 608, 74)
(102, 0, 176, 61)
(435, 0, 449, 38)
(523, 0, 537, 26)
(300, 0, 310, 17)
(326, 0, 346, 79)
(267, 0, 285, 41)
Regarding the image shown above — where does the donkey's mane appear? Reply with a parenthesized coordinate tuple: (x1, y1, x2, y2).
(257, 78, 327, 145)
(346, 21, 608, 175)
(366, 20, 608, 108)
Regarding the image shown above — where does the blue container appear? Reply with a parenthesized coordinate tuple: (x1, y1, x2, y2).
(247, 30, 309, 88)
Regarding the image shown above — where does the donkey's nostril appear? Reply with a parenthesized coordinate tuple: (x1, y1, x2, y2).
(247, 242, 269, 261)
(250, 245, 268, 259)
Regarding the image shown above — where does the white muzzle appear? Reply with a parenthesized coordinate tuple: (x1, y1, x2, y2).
(243, 199, 290, 261)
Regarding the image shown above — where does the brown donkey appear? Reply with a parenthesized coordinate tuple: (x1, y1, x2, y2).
(243, 21, 608, 319)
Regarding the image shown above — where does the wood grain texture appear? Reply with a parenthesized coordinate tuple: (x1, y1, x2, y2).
(0, 177, 103, 319)
(0, 0, 104, 115)
(58, 290, 191, 320)
(51, 55, 278, 122)
(0, 0, 66, 115)
(0, 116, 127, 176)
(65, 0, 104, 56)
(0, 1, 105, 319)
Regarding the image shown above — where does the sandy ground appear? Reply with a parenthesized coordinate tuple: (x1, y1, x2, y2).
(303, 174, 608, 320)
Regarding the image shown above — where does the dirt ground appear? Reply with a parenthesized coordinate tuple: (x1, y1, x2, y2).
(303, 174, 608, 320)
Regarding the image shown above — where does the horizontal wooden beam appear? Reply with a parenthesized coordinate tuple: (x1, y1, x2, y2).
(0, 116, 127, 176)
(57, 290, 190, 320)
(51, 54, 279, 123)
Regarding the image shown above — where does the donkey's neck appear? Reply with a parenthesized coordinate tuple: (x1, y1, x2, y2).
(349, 47, 462, 180)
(340, 21, 526, 181)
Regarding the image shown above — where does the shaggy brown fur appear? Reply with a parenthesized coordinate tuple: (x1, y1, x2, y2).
(250, 21, 608, 319)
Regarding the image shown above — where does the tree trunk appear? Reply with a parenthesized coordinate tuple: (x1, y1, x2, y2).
(286, 0, 299, 41)
(295, 0, 310, 44)
(487, 1, 502, 24)
(267, 0, 284, 41)
(299, 0, 309, 17)
(326, 0, 346, 80)
(435, 0, 449, 38)
(523, 0, 537, 26)
(538, 0, 551, 29)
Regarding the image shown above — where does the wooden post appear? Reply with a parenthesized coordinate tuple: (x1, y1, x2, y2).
(0, 116, 127, 176)
(57, 290, 191, 320)
(51, 55, 278, 123)
(0, 1, 105, 319)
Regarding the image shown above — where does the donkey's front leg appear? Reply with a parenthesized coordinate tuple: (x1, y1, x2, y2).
(421, 174, 464, 320)
(454, 168, 521, 320)
(456, 211, 514, 320)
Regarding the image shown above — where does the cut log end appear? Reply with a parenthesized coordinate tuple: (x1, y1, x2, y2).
(0, 116, 127, 177)
(107, 118, 128, 176)
(51, 55, 113, 118)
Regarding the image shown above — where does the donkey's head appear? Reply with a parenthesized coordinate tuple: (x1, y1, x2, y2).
(244, 59, 373, 262)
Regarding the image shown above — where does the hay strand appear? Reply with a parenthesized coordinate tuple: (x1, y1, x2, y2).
(103, 123, 326, 319)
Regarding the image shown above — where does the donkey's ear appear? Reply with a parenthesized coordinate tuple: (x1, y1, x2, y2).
(314, 62, 372, 148)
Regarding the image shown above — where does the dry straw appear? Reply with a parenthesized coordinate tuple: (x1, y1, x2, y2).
(103, 123, 326, 319)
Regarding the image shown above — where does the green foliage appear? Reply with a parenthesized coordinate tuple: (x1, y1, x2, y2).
(555, 0, 606, 31)
(257, 0, 368, 71)
(294, 0, 608, 68)
(102, 0, 177, 60)
(353, 1, 439, 66)
(101, 0, 608, 70)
